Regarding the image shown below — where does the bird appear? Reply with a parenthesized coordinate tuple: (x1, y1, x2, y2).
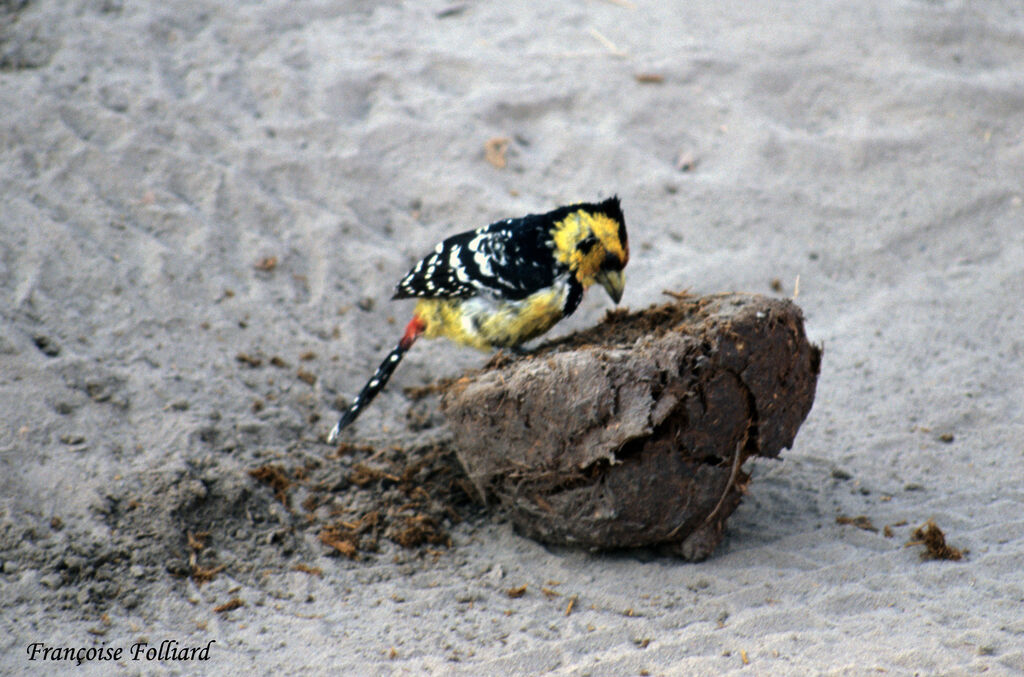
(327, 196, 629, 442)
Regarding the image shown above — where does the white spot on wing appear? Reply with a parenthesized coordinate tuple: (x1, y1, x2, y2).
(448, 246, 464, 274)
(473, 250, 493, 277)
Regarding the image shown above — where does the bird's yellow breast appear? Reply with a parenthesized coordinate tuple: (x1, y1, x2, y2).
(414, 284, 568, 351)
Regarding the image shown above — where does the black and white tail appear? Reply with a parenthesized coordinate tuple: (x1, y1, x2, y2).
(327, 316, 425, 443)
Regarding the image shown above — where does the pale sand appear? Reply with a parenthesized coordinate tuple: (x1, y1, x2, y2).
(1, 1, 1023, 675)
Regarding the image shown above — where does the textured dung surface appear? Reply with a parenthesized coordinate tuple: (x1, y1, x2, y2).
(442, 294, 821, 558)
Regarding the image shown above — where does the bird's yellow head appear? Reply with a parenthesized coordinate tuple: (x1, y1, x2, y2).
(550, 196, 629, 303)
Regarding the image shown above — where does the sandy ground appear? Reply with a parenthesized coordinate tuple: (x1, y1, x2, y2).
(2, 0, 1023, 674)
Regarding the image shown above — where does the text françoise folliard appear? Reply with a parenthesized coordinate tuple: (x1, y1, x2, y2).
(27, 639, 216, 665)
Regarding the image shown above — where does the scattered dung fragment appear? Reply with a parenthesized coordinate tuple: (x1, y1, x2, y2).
(506, 584, 528, 599)
(254, 255, 278, 271)
(837, 515, 878, 532)
(318, 525, 359, 559)
(236, 352, 263, 368)
(441, 293, 821, 560)
(390, 514, 450, 548)
(484, 136, 510, 168)
(635, 72, 665, 84)
(213, 598, 245, 613)
(908, 519, 965, 561)
(293, 563, 323, 577)
(248, 465, 292, 507)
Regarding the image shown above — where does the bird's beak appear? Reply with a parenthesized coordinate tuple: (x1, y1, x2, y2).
(597, 269, 625, 304)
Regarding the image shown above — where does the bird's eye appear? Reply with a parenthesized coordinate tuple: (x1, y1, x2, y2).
(576, 236, 598, 254)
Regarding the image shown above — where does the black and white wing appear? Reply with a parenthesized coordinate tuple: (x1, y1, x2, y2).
(392, 215, 562, 301)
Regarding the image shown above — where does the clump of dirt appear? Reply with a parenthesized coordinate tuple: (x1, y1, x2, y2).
(908, 519, 965, 561)
(441, 292, 821, 560)
(249, 442, 477, 560)
(79, 440, 476, 616)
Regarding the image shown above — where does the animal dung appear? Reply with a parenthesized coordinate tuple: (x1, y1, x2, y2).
(441, 293, 822, 560)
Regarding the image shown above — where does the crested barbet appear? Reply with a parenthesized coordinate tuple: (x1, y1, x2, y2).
(328, 196, 629, 441)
